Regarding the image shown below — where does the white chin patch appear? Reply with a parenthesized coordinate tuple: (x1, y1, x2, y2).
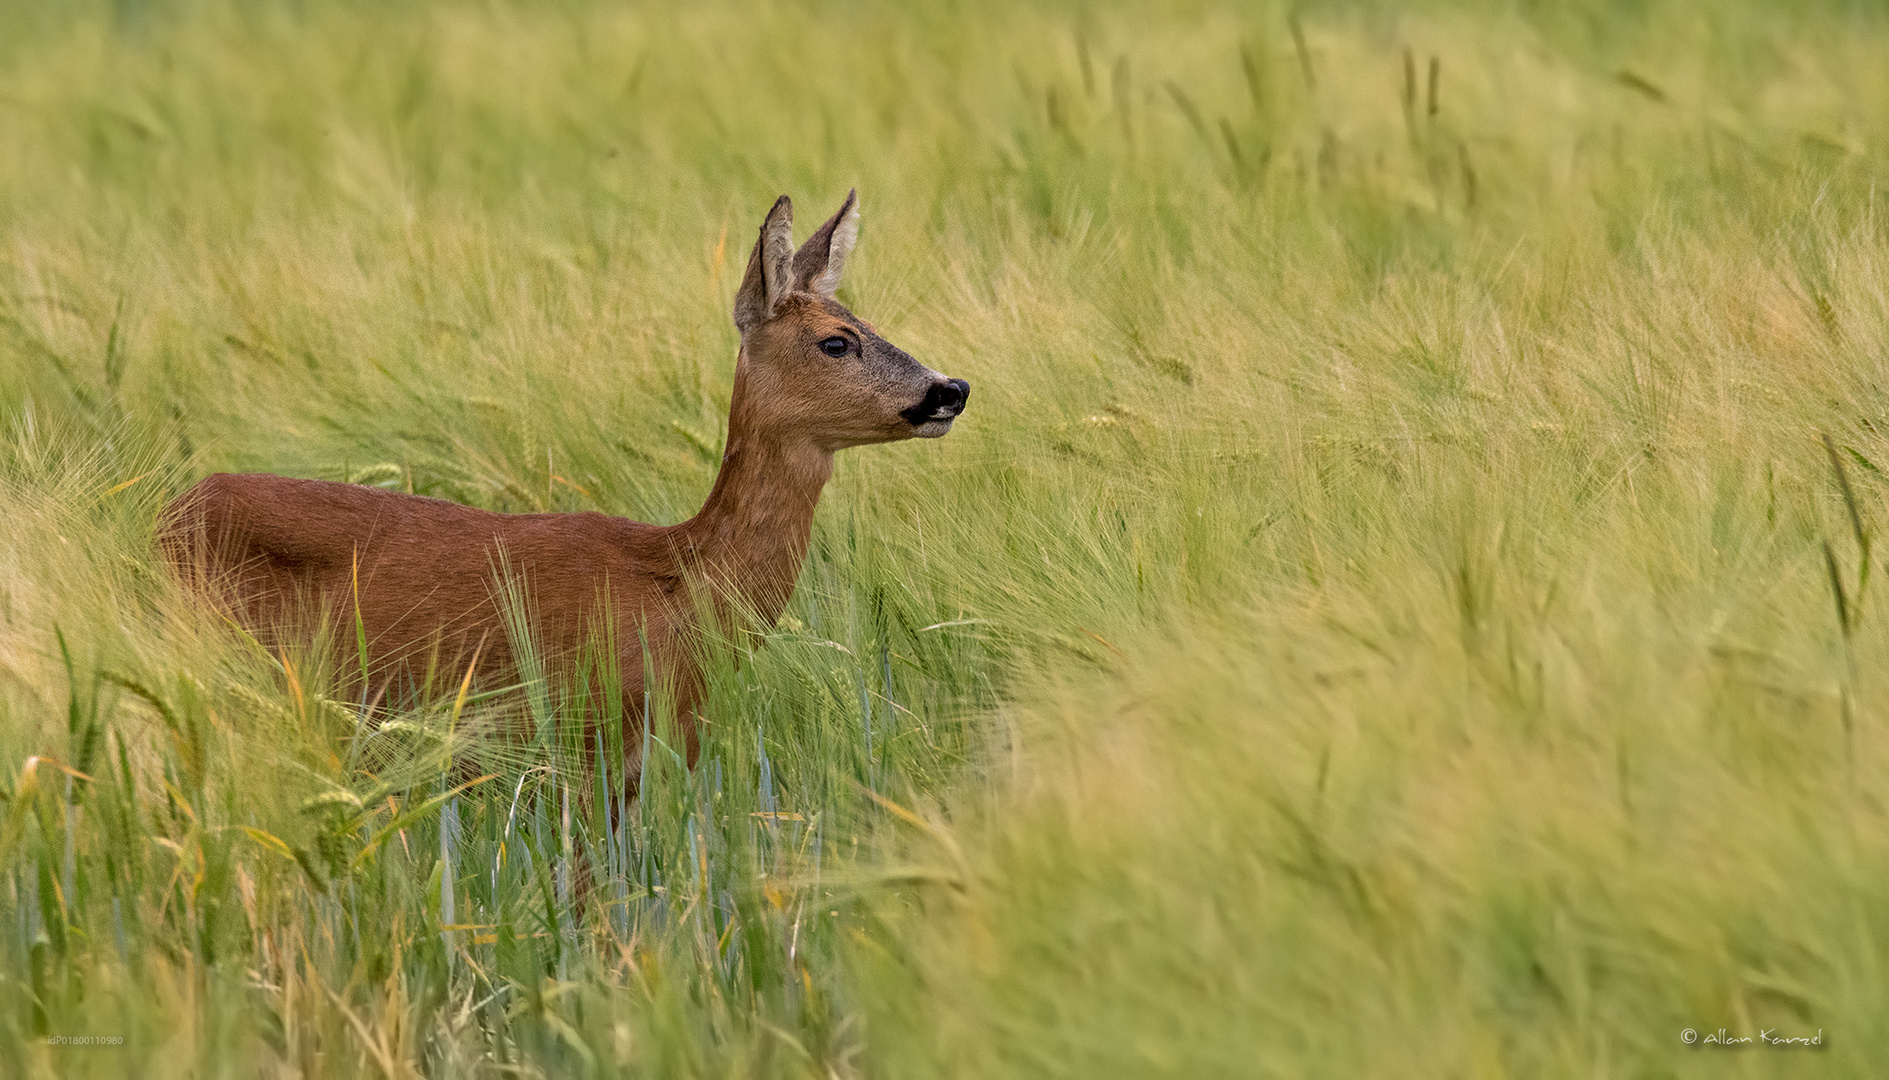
(912, 418, 956, 438)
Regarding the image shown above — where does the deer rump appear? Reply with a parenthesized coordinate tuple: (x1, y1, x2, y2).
(159, 471, 701, 749)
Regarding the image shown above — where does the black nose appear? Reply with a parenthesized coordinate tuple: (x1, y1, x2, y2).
(903, 379, 971, 425)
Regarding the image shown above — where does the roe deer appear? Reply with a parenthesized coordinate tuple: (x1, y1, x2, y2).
(159, 190, 969, 785)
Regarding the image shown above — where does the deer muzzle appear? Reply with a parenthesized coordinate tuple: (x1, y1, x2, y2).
(902, 378, 971, 432)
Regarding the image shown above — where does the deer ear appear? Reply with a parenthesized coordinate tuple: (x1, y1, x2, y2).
(733, 195, 795, 334)
(790, 189, 859, 299)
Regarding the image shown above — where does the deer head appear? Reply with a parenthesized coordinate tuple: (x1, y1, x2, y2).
(729, 191, 969, 450)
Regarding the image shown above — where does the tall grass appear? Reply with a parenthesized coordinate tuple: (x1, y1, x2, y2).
(3, 0, 1888, 1075)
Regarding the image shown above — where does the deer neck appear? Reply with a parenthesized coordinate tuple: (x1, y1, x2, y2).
(673, 418, 833, 630)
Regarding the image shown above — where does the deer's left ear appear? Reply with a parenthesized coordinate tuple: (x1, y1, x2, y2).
(734, 195, 796, 334)
(790, 189, 859, 298)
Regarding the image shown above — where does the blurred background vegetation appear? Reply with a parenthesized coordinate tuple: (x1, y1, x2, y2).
(3, 0, 1888, 1075)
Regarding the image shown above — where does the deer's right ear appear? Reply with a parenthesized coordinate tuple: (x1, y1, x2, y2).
(733, 195, 795, 334)
(790, 189, 859, 298)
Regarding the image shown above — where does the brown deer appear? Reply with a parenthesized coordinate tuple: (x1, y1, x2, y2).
(159, 190, 969, 785)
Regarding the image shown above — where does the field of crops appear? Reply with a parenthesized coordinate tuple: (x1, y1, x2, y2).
(3, 0, 1888, 1075)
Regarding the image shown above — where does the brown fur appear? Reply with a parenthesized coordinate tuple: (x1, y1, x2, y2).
(157, 191, 968, 794)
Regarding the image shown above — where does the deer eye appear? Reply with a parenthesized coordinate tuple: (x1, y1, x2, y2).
(820, 336, 849, 358)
